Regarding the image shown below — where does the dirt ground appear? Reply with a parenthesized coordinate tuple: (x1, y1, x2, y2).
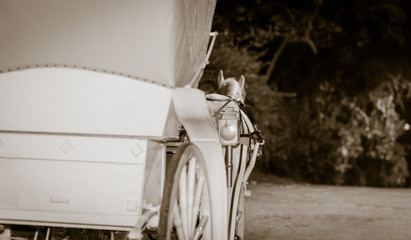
(245, 172, 411, 240)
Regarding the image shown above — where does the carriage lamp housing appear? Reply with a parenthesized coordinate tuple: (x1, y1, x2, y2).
(217, 104, 241, 146)
(216, 102, 241, 188)
(219, 123, 237, 141)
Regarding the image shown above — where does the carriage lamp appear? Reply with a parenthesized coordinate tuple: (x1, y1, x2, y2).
(217, 106, 240, 146)
(216, 102, 241, 188)
(219, 123, 237, 141)
(219, 123, 238, 186)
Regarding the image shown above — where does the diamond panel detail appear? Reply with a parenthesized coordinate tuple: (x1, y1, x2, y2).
(126, 200, 138, 212)
(130, 143, 143, 158)
(60, 141, 74, 154)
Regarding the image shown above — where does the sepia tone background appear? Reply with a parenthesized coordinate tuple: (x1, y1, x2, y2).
(201, 0, 411, 188)
(199, 1, 411, 238)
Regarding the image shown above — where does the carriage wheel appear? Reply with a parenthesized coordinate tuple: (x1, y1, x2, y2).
(158, 144, 212, 240)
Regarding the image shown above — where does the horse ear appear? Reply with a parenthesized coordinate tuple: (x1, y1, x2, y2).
(238, 75, 245, 89)
(218, 70, 225, 88)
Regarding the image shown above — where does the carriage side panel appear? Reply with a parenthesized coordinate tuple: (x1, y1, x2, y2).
(0, 133, 147, 229)
(0, 68, 177, 137)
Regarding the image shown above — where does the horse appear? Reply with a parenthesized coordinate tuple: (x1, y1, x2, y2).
(217, 70, 246, 104)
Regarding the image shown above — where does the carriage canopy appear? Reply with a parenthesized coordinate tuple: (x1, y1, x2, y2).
(0, 0, 216, 88)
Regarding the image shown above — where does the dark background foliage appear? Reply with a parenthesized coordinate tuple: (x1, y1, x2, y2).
(200, 0, 411, 187)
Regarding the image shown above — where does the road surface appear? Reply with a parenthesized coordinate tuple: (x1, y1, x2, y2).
(245, 174, 411, 240)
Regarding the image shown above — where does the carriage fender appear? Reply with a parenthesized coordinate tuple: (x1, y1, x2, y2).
(172, 87, 228, 240)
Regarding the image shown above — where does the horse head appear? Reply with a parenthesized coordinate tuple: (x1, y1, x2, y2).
(217, 70, 246, 104)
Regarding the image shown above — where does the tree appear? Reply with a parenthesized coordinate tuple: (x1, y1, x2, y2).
(202, 0, 411, 186)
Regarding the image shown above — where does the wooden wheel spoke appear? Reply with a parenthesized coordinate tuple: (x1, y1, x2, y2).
(178, 155, 209, 240)
(193, 215, 209, 240)
(192, 177, 205, 234)
(173, 202, 186, 240)
(159, 144, 213, 240)
(187, 156, 196, 238)
(179, 165, 189, 240)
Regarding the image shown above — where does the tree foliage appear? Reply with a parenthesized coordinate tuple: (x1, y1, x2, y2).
(201, 0, 411, 186)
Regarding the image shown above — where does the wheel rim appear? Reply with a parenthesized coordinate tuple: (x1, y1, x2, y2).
(168, 150, 211, 240)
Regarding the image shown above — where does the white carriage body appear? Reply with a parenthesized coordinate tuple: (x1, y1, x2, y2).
(0, 0, 215, 87)
(0, 69, 176, 230)
(0, 0, 230, 235)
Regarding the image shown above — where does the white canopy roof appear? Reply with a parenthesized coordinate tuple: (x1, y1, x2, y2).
(0, 0, 216, 88)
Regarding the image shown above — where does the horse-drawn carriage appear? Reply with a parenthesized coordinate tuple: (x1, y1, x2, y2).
(0, 1, 263, 239)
